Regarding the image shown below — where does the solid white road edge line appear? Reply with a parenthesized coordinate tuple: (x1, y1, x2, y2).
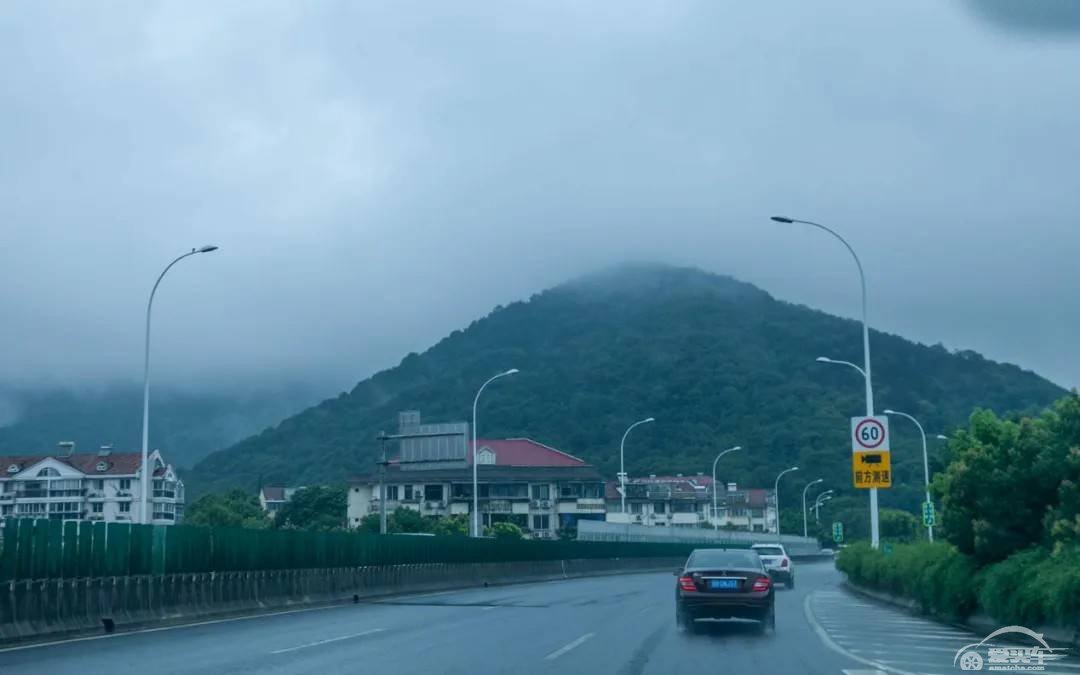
(803, 592, 919, 675)
(269, 628, 385, 654)
(543, 633, 595, 661)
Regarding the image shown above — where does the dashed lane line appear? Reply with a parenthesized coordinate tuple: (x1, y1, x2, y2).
(269, 628, 385, 655)
(543, 633, 594, 661)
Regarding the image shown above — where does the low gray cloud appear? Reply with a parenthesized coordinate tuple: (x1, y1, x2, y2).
(966, 0, 1080, 35)
(1, 0, 1078, 393)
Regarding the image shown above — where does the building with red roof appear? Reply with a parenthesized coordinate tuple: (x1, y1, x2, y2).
(0, 443, 184, 525)
(348, 412, 604, 538)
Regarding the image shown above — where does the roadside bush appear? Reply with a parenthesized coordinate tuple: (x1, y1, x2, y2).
(837, 541, 978, 620)
(979, 545, 1080, 628)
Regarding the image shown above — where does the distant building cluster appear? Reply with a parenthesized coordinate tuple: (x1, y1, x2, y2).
(347, 411, 777, 538)
(0, 443, 184, 525)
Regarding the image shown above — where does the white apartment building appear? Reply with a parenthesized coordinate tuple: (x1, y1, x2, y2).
(605, 476, 777, 533)
(0, 445, 184, 525)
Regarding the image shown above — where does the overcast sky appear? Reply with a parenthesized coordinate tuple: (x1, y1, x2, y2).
(2, 1, 1079, 394)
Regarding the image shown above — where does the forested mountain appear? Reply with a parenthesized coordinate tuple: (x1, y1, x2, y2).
(186, 264, 1065, 510)
(0, 383, 323, 468)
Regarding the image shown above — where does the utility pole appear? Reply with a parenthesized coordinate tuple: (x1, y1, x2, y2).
(376, 432, 389, 535)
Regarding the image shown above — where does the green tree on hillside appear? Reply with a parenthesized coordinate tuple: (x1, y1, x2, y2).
(184, 489, 269, 529)
(273, 486, 347, 531)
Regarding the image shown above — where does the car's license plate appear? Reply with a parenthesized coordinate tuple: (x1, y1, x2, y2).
(708, 579, 738, 591)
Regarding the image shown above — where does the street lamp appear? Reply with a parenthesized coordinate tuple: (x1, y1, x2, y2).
(774, 466, 799, 540)
(813, 490, 834, 523)
(618, 417, 655, 519)
(711, 446, 742, 531)
(802, 479, 824, 538)
(471, 368, 519, 537)
(884, 409, 935, 542)
(140, 246, 218, 524)
(815, 356, 866, 377)
(776, 216, 880, 548)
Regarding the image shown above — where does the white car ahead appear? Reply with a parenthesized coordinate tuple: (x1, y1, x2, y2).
(751, 543, 794, 588)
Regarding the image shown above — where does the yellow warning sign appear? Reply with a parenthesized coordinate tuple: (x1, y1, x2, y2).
(852, 450, 892, 488)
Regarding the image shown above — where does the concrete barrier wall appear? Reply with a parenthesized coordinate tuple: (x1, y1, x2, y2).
(0, 557, 684, 644)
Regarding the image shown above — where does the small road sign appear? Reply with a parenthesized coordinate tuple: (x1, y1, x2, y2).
(851, 416, 891, 489)
(851, 416, 890, 452)
(832, 521, 844, 543)
(922, 501, 936, 527)
(852, 450, 892, 488)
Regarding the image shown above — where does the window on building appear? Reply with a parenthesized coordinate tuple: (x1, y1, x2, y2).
(530, 484, 550, 500)
(94, 479, 104, 490)
(385, 485, 399, 500)
(672, 501, 695, 513)
(582, 483, 603, 499)
(653, 502, 667, 514)
(37, 467, 61, 477)
(532, 514, 550, 530)
(630, 502, 643, 514)
(92, 502, 103, 513)
(476, 447, 496, 464)
(119, 479, 132, 491)
(119, 502, 131, 513)
(559, 483, 583, 498)
(424, 484, 444, 501)
(403, 485, 415, 501)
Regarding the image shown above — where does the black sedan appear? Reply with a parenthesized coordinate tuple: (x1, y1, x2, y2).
(675, 548, 775, 633)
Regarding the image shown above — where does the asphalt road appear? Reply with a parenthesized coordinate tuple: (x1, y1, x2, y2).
(1, 561, 1076, 675)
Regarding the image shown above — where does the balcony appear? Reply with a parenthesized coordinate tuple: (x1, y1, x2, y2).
(0, 494, 13, 502)
(86, 491, 105, 500)
(115, 491, 133, 499)
(86, 512, 105, 521)
(153, 490, 176, 499)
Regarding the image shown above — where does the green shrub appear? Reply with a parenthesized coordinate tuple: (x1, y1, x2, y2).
(837, 541, 978, 620)
(979, 545, 1080, 628)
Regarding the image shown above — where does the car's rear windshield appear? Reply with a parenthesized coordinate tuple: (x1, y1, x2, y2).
(753, 546, 784, 556)
(687, 549, 761, 569)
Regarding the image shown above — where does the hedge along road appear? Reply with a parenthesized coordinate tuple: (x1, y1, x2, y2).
(8, 561, 1072, 675)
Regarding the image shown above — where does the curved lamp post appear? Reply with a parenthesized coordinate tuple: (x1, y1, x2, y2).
(776, 215, 879, 548)
(710, 446, 742, 530)
(471, 369, 519, 537)
(774, 466, 799, 541)
(141, 245, 218, 524)
(618, 418, 655, 518)
(802, 479, 824, 537)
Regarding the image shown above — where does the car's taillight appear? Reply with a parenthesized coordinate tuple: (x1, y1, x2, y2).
(780, 557, 789, 568)
(751, 576, 771, 592)
(678, 575, 697, 592)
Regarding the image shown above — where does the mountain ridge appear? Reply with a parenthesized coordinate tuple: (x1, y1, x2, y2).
(186, 263, 1065, 508)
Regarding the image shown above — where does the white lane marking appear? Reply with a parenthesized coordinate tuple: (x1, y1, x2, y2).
(842, 670, 889, 675)
(803, 593, 919, 675)
(831, 632, 972, 641)
(269, 628, 384, 655)
(481, 606, 497, 611)
(848, 644, 965, 653)
(543, 633, 595, 661)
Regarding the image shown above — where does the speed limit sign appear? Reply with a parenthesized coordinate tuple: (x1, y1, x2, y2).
(851, 416, 890, 452)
